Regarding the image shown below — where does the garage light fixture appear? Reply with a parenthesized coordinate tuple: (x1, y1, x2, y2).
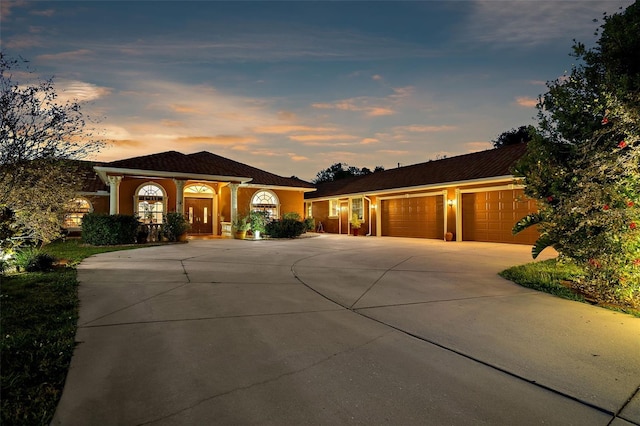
(447, 199, 455, 208)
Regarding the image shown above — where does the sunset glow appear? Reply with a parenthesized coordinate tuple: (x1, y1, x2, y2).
(1, 0, 632, 180)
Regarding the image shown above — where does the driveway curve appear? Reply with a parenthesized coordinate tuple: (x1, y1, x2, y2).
(53, 235, 640, 426)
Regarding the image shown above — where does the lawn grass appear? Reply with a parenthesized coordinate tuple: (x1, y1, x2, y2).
(1, 239, 141, 425)
(501, 258, 640, 317)
(41, 238, 141, 266)
(500, 258, 585, 301)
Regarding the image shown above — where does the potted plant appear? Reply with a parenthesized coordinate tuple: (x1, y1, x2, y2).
(350, 213, 362, 236)
(232, 215, 251, 239)
(163, 212, 190, 242)
(249, 211, 269, 239)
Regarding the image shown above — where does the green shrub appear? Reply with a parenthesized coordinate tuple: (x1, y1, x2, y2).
(265, 218, 305, 238)
(282, 211, 301, 221)
(163, 212, 190, 242)
(12, 247, 56, 272)
(303, 217, 315, 232)
(81, 213, 139, 245)
(249, 211, 269, 234)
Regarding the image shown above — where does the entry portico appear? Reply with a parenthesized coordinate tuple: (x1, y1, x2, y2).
(93, 151, 315, 236)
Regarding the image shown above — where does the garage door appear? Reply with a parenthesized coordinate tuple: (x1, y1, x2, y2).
(462, 189, 538, 244)
(381, 196, 444, 239)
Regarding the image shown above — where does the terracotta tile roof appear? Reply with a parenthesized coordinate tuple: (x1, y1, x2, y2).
(102, 151, 314, 189)
(188, 152, 314, 188)
(307, 143, 528, 199)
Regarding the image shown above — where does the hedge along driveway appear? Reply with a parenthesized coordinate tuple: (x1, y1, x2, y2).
(81, 213, 141, 245)
(53, 235, 640, 425)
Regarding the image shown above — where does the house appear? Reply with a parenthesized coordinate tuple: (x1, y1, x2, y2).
(67, 144, 538, 243)
(303, 143, 539, 244)
(67, 151, 315, 237)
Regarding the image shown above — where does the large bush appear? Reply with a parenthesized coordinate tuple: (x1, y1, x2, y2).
(81, 214, 139, 245)
(265, 218, 305, 238)
(514, 2, 640, 307)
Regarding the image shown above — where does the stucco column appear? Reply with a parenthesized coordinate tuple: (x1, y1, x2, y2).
(107, 175, 123, 215)
(174, 179, 186, 214)
(442, 190, 448, 241)
(229, 183, 239, 225)
(375, 198, 382, 237)
(455, 188, 462, 242)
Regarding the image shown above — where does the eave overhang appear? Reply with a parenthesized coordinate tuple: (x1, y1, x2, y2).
(242, 183, 317, 193)
(94, 166, 253, 185)
(305, 175, 521, 202)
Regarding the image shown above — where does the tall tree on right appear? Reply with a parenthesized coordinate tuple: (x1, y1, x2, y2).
(514, 1, 640, 308)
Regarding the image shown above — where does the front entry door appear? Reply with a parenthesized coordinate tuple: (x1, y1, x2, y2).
(340, 201, 349, 234)
(185, 198, 213, 234)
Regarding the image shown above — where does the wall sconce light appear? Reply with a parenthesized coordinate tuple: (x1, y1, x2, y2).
(371, 204, 377, 209)
(447, 199, 455, 208)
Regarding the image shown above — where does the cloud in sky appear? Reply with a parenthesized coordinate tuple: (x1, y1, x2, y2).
(312, 99, 395, 117)
(515, 96, 538, 108)
(37, 49, 94, 62)
(393, 125, 456, 133)
(288, 134, 359, 142)
(175, 135, 258, 146)
(57, 80, 112, 103)
(462, 0, 634, 48)
(253, 125, 336, 134)
(2, 0, 633, 180)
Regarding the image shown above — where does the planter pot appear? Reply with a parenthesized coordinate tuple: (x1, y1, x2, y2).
(353, 228, 360, 236)
(253, 230, 261, 239)
(445, 232, 454, 241)
(178, 233, 188, 242)
(235, 230, 247, 240)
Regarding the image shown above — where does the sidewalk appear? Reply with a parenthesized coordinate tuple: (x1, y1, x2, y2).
(52, 235, 640, 425)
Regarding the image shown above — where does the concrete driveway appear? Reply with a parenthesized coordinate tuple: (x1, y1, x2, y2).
(52, 235, 640, 425)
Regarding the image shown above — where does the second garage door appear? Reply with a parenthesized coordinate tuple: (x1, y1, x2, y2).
(462, 189, 538, 244)
(381, 196, 444, 239)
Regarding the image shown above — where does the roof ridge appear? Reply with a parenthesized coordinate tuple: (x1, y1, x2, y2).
(396, 143, 526, 171)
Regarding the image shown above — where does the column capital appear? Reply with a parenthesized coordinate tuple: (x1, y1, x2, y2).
(107, 175, 123, 185)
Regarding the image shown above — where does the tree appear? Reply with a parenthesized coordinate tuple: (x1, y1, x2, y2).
(312, 162, 384, 184)
(514, 2, 640, 308)
(492, 125, 536, 148)
(0, 53, 103, 246)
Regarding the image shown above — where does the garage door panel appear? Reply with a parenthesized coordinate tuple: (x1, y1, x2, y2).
(381, 196, 444, 239)
(462, 190, 539, 245)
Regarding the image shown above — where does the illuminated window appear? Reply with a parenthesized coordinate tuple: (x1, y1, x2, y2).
(251, 190, 279, 220)
(185, 184, 214, 195)
(306, 202, 312, 218)
(64, 198, 92, 228)
(137, 183, 165, 224)
(329, 199, 339, 217)
(351, 197, 364, 221)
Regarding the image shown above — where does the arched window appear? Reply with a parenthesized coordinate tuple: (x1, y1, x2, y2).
(184, 184, 215, 196)
(251, 190, 279, 220)
(64, 198, 93, 228)
(137, 183, 165, 224)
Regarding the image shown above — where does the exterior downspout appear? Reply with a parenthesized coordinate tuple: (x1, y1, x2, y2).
(364, 196, 372, 236)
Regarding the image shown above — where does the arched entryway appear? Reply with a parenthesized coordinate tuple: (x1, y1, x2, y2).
(184, 184, 215, 234)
